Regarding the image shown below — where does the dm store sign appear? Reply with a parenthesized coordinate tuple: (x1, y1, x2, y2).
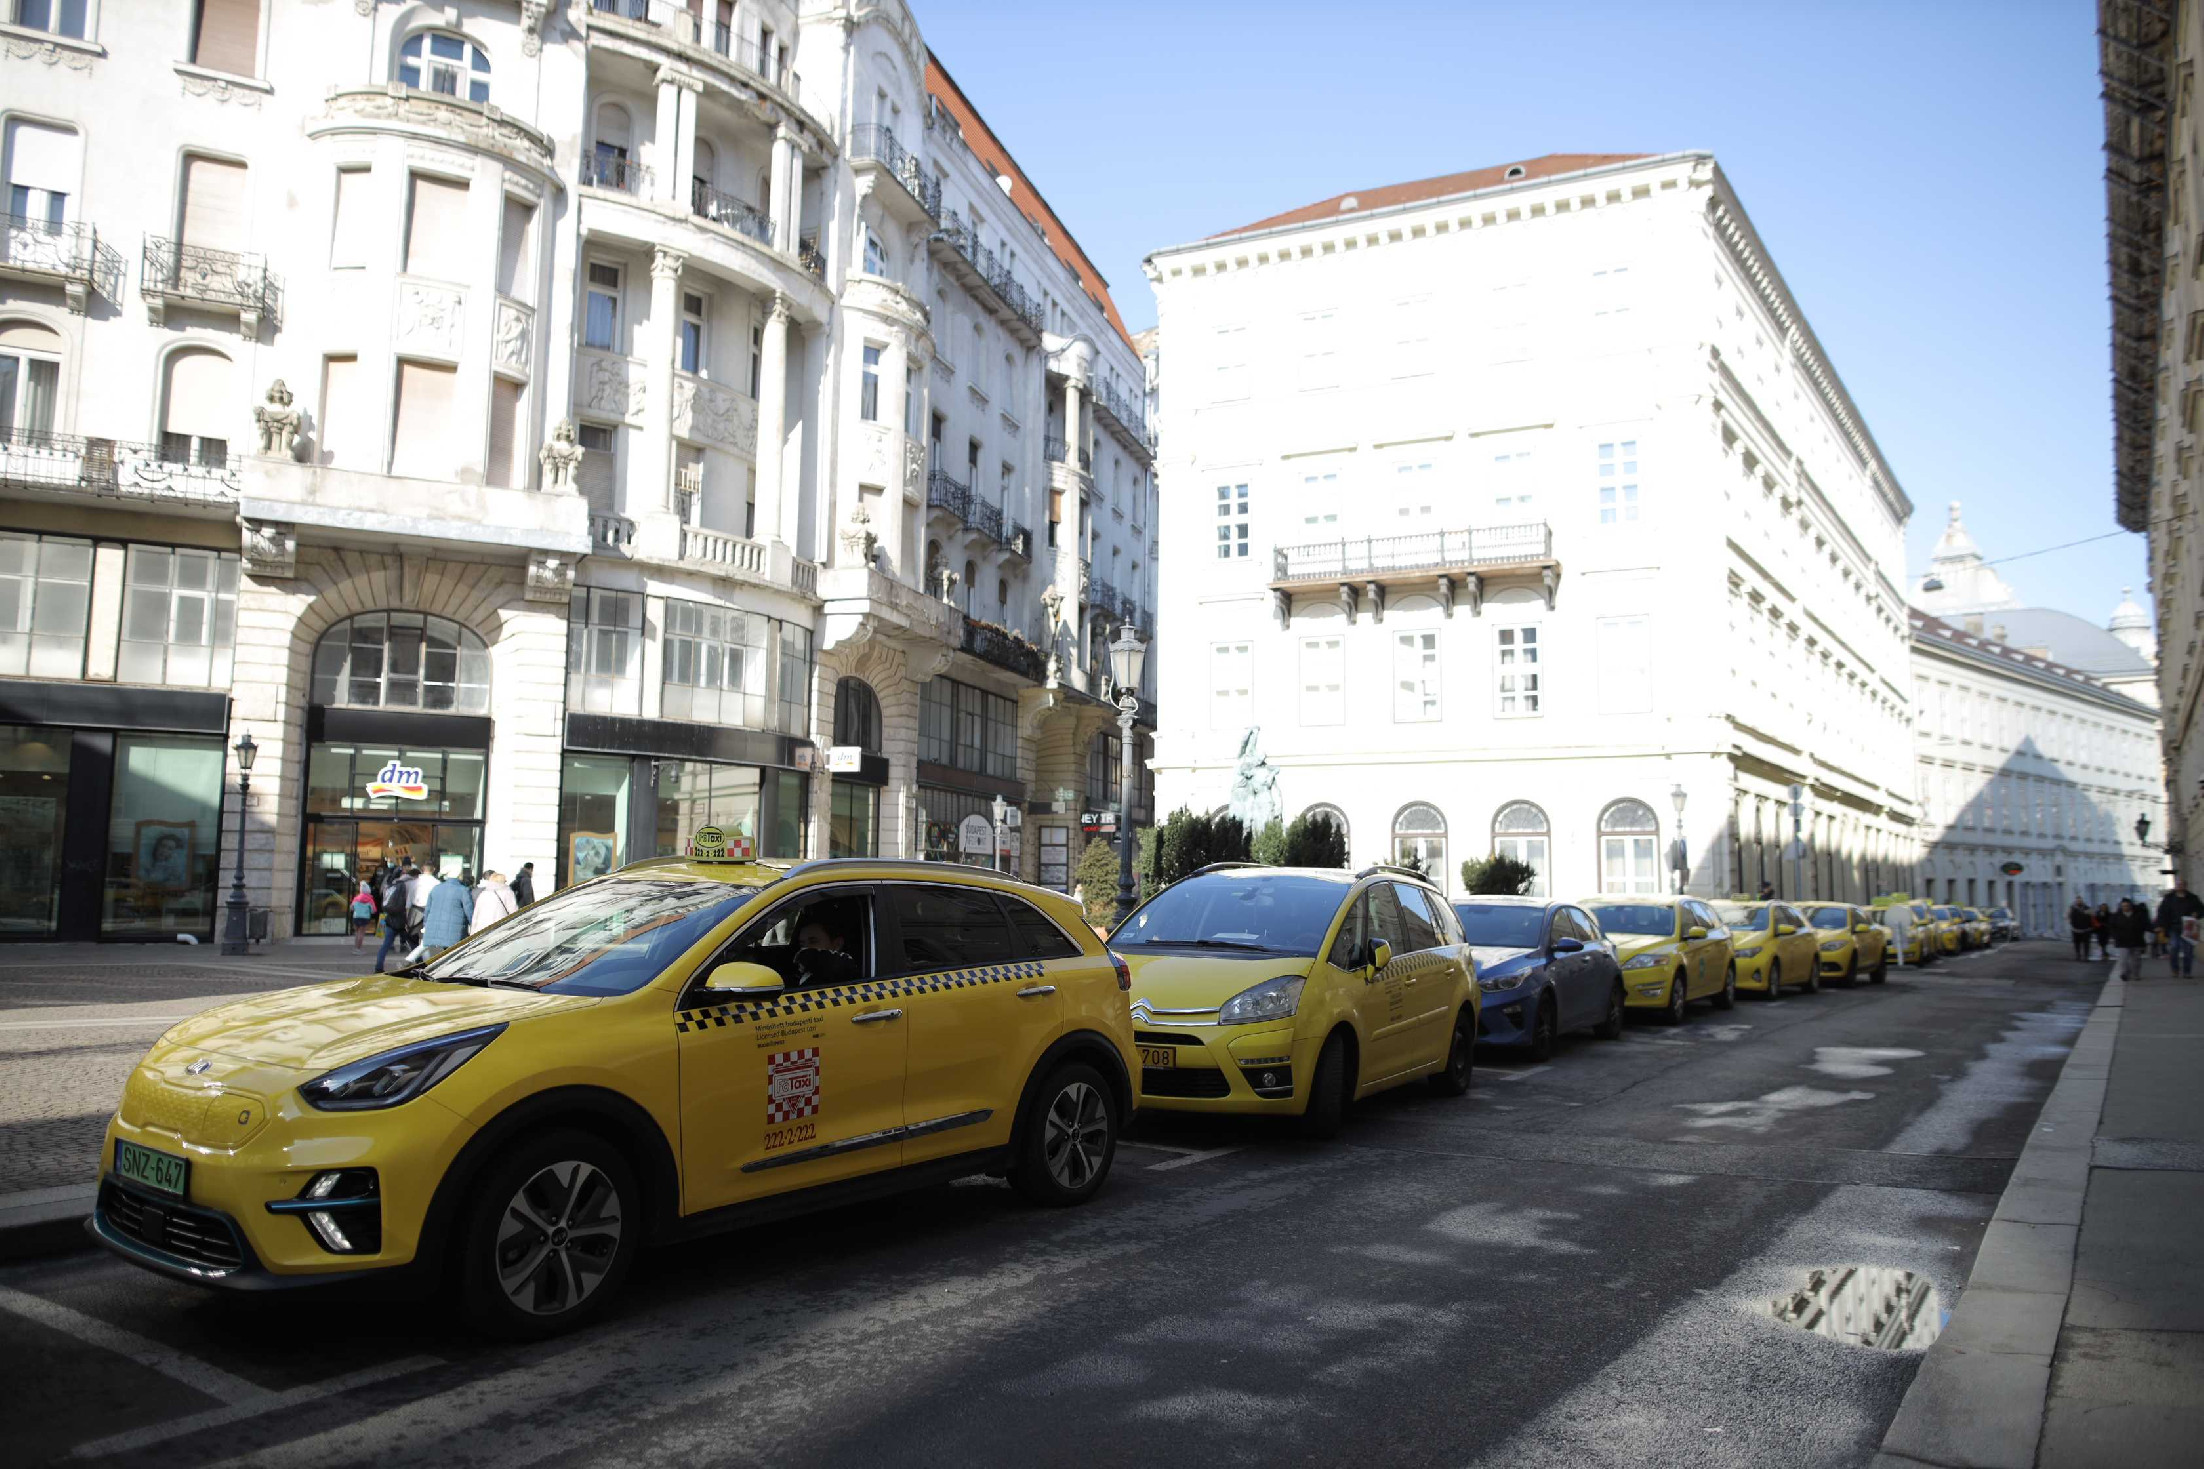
(365, 759, 430, 801)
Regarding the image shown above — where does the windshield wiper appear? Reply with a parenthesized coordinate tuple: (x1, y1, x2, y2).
(1134, 937, 1273, 952)
(410, 969, 487, 986)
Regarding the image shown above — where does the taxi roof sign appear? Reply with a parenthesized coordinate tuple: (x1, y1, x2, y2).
(688, 825, 753, 862)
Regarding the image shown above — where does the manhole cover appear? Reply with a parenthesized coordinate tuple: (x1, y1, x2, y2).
(1770, 1266, 1943, 1349)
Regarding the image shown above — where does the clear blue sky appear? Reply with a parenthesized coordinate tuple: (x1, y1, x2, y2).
(916, 0, 2143, 630)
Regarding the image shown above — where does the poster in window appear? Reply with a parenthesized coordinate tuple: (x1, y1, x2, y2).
(569, 831, 618, 883)
(135, 820, 196, 890)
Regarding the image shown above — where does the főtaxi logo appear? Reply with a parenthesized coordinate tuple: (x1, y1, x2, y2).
(365, 759, 429, 801)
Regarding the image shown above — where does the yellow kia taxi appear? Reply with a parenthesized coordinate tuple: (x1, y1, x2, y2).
(92, 850, 1137, 1336)
(1806, 903, 1890, 986)
(1584, 896, 1736, 1022)
(1713, 899, 1822, 999)
(1110, 864, 1477, 1136)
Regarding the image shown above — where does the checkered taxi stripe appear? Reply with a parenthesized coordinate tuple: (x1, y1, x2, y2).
(676, 961, 1050, 1032)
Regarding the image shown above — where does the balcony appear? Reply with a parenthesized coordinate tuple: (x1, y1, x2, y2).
(961, 617, 1045, 681)
(584, 153, 651, 195)
(0, 429, 239, 509)
(849, 124, 941, 225)
(798, 230, 824, 279)
(928, 210, 1044, 344)
(1269, 522, 1560, 618)
(591, 514, 637, 555)
(690, 179, 772, 246)
(141, 237, 281, 334)
(1087, 575, 1119, 614)
(680, 525, 767, 574)
(1089, 378, 1152, 458)
(585, 0, 801, 99)
(0, 215, 123, 314)
(968, 496, 1003, 543)
(1007, 520, 1032, 559)
(926, 468, 971, 522)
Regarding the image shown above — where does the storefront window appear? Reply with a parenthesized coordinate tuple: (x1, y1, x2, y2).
(662, 598, 767, 728)
(310, 612, 490, 712)
(830, 779, 878, 857)
(0, 724, 69, 934)
(117, 547, 238, 689)
(299, 743, 489, 932)
(0, 533, 92, 679)
(567, 588, 643, 714)
(769, 769, 806, 858)
(558, 753, 632, 888)
(920, 785, 1002, 868)
(102, 735, 223, 938)
(653, 761, 761, 858)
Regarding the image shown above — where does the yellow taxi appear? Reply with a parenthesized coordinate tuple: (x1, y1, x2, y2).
(1713, 899, 1823, 999)
(92, 848, 1137, 1336)
(1929, 905, 1966, 955)
(1805, 903, 1890, 986)
(1111, 864, 1478, 1137)
(1583, 895, 1736, 1022)
(1872, 897, 1936, 965)
(1959, 907, 1993, 950)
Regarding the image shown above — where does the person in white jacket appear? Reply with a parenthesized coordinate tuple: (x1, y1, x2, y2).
(470, 870, 519, 935)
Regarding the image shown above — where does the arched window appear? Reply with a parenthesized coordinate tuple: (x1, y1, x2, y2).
(1492, 801, 1549, 896)
(591, 102, 634, 190)
(159, 347, 234, 467)
(0, 319, 64, 439)
(1598, 799, 1660, 894)
(400, 32, 491, 104)
(310, 612, 489, 712)
(1393, 802, 1447, 889)
(833, 676, 881, 751)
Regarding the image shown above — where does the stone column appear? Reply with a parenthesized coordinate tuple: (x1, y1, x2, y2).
(753, 292, 792, 541)
(640, 247, 686, 515)
(654, 68, 701, 209)
(878, 335, 910, 573)
(769, 123, 799, 251)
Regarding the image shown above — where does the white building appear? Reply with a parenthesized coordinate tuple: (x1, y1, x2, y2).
(0, 0, 1152, 943)
(1143, 152, 1920, 902)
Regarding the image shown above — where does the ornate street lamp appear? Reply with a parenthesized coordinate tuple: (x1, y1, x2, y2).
(1669, 782, 1689, 895)
(2136, 813, 2152, 846)
(1109, 624, 1148, 928)
(220, 730, 258, 957)
(990, 792, 1008, 874)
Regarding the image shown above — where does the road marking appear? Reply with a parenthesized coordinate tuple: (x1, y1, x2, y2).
(1485, 1064, 1551, 1083)
(1138, 1143, 1243, 1171)
(0, 1282, 265, 1405)
(70, 1356, 443, 1460)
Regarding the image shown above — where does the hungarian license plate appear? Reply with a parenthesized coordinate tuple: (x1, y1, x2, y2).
(115, 1139, 189, 1198)
(1138, 1046, 1176, 1069)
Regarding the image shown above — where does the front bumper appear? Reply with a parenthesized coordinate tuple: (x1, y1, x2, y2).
(1621, 962, 1679, 1009)
(1134, 1025, 1314, 1113)
(1734, 953, 1777, 992)
(1475, 981, 1542, 1046)
(1817, 944, 1856, 978)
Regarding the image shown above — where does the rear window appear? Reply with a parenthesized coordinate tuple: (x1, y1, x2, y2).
(1452, 904, 1546, 947)
(890, 885, 1017, 971)
(1590, 903, 1675, 937)
(1005, 897, 1082, 960)
(1114, 873, 1349, 957)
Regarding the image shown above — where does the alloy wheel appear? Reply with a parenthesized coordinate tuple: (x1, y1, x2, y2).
(1043, 1081, 1109, 1190)
(495, 1159, 623, 1317)
(1766, 961, 1782, 1000)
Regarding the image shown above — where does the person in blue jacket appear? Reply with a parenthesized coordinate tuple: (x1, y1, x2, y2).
(419, 868, 476, 961)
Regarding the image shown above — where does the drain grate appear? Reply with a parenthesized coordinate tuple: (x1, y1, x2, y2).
(1770, 1266, 1943, 1349)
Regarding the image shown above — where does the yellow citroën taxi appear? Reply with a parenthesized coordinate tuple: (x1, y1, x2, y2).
(1585, 896, 1736, 1022)
(92, 842, 1138, 1336)
(1111, 864, 1478, 1137)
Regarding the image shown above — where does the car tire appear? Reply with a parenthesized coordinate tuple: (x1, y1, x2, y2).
(1712, 963, 1737, 1011)
(1661, 970, 1688, 1026)
(1871, 956, 1889, 985)
(1427, 1006, 1475, 1095)
(1765, 961, 1782, 1001)
(458, 1128, 639, 1341)
(1526, 996, 1557, 1063)
(1010, 1061, 1118, 1207)
(1299, 1031, 1352, 1139)
(1593, 981, 1626, 1040)
(1804, 959, 1821, 995)
(1841, 956, 1858, 988)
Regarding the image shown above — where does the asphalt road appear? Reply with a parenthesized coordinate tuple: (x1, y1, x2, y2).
(3, 940, 2097, 1468)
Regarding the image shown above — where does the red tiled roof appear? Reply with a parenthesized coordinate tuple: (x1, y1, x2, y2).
(1208, 153, 1655, 240)
(923, 54, 1135, 350)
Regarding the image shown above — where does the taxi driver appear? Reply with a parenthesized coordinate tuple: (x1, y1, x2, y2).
(793, 911, 860, 988)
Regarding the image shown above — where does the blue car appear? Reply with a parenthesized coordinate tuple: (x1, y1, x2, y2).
(1451, 896, 1628, 1061)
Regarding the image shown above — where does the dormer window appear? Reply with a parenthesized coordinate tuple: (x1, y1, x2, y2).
(400, 32, 491, 104)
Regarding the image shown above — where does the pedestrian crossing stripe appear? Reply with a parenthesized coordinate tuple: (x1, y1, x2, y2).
(676, 960, 1051, 1032)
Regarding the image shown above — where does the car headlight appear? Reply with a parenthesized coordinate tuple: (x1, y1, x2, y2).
(1217, 975, 1306, 1026)
(1478, 972, 1519, 993)
(1621, 952, 1666, 970)
(1734, 946, 1761, 960)
(1819, 940, 1846, 951)
(299, 1024, 506, 1111)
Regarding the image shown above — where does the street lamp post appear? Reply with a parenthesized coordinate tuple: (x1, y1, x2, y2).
(1669, 783, 1689, 895)
(1788, 783, 1808, 901)
(1108, 624, 1148, 930)
(991, 793, 1008, 874)
(220, 730, 258, 957)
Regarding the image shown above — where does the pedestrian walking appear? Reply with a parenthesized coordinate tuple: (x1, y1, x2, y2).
(511, 862, 536, 908)
(373, 864, 414, 972)
(2068, 898, 2095, 962)
(349, 879, 377, 953)
(1757, 880, 1776, 901)
(2112, 897, 2152, 982)
(470, 869, 518, 935)
(2160, 881, 2204, 978)
(419, 870, 475, 961)
(2093, 903, 2114, 960)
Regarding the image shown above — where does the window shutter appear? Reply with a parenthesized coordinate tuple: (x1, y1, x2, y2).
(191, 0, 262, 77)
(487, 376, 522, 488)
(162, 350, 234, 440)
(330, 168, 370, 268)
(403, 174, 471, 282)
(496, 195, 534, 298)
(178, 155, 248, 251)
(390, 360, 459, 480)
(318, 355, 361, 468)
(4, 121, 81, 199)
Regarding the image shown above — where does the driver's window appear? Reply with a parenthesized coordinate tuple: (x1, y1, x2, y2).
(1328, 892, 1371, 968)
(715, 889, 875, 992)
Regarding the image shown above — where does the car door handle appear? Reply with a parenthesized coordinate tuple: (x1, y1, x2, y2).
(1016, 985, 1057, 998)
(851, 1008, 903, 1025)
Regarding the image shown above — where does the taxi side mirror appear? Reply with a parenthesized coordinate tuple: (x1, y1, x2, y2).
(1686, 925, 1708, 940)
(703, 961, 784, 997)
(1369, 940, 1393, 971)
(1855, 923, 1875, 934)
(1776, 923, 1799, 936)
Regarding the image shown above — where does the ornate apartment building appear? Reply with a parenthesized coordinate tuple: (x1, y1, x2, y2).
(0, 0, 1154, 942)
(1144, 152, 1921, 902)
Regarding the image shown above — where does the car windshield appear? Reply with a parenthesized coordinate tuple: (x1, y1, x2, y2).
(1113, 873, 1348, 955)
(1452, 904, 1547, 947)
(420, 877, 756, 996)
(1590, 903, 1675, 937)
(1990, 907, 2011, 919)
(1714, 903, 1769, 929)
(1808, 906, 1851, 929)
(1935, 907, 1957, 919)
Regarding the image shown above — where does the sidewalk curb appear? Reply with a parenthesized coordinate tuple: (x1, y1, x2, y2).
(0, 1183, 98, 1264)
(1870, 974, 2122, 1469)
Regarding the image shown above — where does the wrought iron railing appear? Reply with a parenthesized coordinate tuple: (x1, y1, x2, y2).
(1087, 575, 1118, 611)
(0, 428, 239, 502)
(0, 215, 123, 300)
(584, 153, 651, 194)
(1043, 435, 1067, 464)
(690, 179, 771, 244)
(961, 617, 1045, 681)
(931, 210, 1044, 335)
(926, 469, 970, 521)
(1119, 593, 1140, 625)
(968, 497, 1003, 542)
(1271, 521, 1556, 582)
(140, 237, 280, 321)
(848, 124, 941, 219)
(1091, 376, 1151, 446)
(588, 0, 800, 95)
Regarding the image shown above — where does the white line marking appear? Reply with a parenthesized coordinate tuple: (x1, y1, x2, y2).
(0, 1282, 265, 1405)
(71, 1356, 443, 1460)
(1486, 1064, 1552, 1083)
(1145, 1145, 1241, 1171)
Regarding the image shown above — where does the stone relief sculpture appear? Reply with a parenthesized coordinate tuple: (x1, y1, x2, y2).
(672, 375, 756, 454)
(241, 520, 297, 578)
(395, 281, 463, 358)
(493, 298, 532, 372)
(1227, 728, 1283, 834)
(840, 501, 879, 567)
(252, 380, 302, 458)
(584, 355, 646, 421)
(539, 419, 585, 493)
